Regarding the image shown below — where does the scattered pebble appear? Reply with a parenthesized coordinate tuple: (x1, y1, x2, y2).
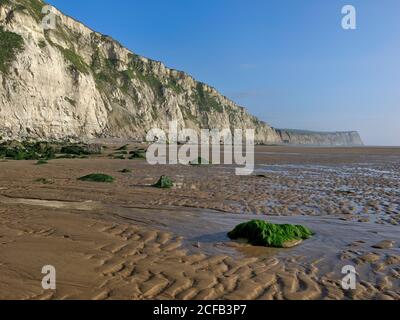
(386, 255, 400, 265)
(193, 242, 201, 248)
(360, 252, 381, 263)
(372, 240, 395, 249)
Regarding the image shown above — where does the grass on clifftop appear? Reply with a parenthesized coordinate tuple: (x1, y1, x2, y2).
(78, 173, 115, 183)
(0, 27, 24, 73)
(228, 220, 314, 248)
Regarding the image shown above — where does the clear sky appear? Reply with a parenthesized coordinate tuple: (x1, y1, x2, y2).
(48, 0, 400, 146)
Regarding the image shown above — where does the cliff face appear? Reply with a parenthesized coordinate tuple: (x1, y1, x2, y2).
(0, 0, 281, 143)
(0, 0, 362, 146)
(276, 129, 364, 146)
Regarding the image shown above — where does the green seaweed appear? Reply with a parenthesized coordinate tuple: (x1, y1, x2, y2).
(228, 220, 314, 248)
(35, 159, 48, 165)
(35, 178, 54, 184)
(153, 175, 174, 189)
(0, 141, 56, 160)
(56, 154, 78, 159)
(78, 173, 115, 183)
(117, 144, 129, 151)
(190, 157, 209, 166)
(129, 150, 146, 159)
(60, 145, 88, 155)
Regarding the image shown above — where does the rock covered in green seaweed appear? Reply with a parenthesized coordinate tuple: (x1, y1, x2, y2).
(129, 149, 147, 159)
(153, 175, 174, 188)
(228, 220, 314, 248)
(78, 173, 115, 183)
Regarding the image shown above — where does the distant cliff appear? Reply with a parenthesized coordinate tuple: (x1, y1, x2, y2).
(275, 129, 364, 146)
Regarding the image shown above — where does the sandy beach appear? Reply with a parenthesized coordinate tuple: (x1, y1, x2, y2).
(0, 145, 399, 300)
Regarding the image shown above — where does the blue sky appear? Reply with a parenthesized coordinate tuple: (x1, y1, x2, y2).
(48, 0, 400, 146)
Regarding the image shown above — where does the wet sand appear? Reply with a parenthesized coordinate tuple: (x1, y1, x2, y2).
(0, 146, 399, 300)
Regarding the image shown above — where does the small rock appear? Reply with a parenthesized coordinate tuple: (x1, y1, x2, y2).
(193, 242, 201, 248)
(350, 240, 366, 246)
(372, 240, 395, 249)
(372, 262, 385, 272)
(340, 251, 354, 260)
(360, 252, 381, 263)
(282, 239, 303, 248)
(255, 174, 268, 178)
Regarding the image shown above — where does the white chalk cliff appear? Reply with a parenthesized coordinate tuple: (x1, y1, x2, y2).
(0, 0, 363, 146)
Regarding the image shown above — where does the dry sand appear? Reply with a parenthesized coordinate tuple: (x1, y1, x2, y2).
(0, 145, 399, 300)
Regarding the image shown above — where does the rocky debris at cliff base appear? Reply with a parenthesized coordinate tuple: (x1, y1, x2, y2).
(0, 140, 103, 160)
